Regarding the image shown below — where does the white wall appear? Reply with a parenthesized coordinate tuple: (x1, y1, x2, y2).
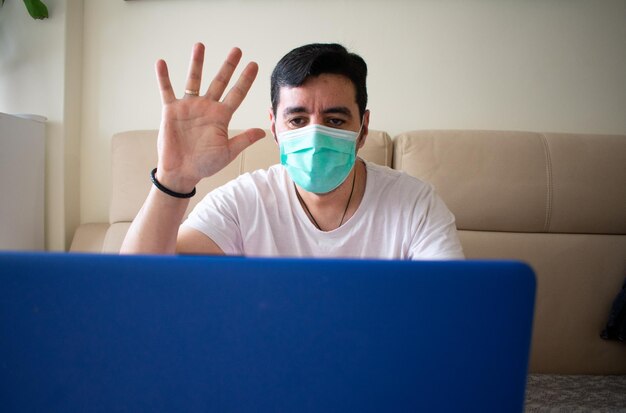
(0, 0, 83, 251)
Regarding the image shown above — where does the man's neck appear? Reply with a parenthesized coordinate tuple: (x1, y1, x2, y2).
(295, 159, 367, 231)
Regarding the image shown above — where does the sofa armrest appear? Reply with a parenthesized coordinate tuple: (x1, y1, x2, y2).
(69, 223, 110, 253)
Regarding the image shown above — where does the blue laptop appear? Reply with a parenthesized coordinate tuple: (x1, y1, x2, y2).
(0, 253, 535, 412)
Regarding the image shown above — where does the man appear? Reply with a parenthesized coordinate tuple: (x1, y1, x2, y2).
(121, 43, 464, 259)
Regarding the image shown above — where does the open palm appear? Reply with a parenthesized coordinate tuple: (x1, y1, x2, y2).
(155, 44, 265, 193)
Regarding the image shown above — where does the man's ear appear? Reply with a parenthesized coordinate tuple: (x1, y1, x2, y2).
(269, 108, 278, 145)
(356, 109, 370, 150)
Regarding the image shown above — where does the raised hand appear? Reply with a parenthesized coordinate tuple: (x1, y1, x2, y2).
(155, 43, 265, 193)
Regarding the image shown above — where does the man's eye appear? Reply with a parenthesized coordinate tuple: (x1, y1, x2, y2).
(288, 117, 307, 127)
(327, 118, 345, 127)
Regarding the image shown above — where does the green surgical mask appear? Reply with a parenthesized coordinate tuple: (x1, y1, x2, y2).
(278, 124, 361, 194)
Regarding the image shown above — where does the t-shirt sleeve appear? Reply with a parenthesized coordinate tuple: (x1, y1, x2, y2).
(408, 187, 465, 260)
(180, 182, 244, 255)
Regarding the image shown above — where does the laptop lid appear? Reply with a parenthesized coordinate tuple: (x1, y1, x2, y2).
(0, 253, 535, 412)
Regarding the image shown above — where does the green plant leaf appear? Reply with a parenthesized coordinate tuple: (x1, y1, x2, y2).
(23, 0, 49, 20)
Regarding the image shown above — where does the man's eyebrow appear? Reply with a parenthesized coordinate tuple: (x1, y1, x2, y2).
(283, 106, 309, 116)
(282, 106, 354, 117)
(322, 106, 353, 117)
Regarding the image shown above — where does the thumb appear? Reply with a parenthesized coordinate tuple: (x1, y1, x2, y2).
(227, 128, 267, 161)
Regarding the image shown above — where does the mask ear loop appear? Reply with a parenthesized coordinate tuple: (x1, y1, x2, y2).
(355, 113, 367, 147)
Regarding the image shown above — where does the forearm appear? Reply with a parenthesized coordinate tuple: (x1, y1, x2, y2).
(120, 186, 190, 254)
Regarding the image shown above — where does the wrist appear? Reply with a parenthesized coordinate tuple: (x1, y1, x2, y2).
(151, 168, 197, 198)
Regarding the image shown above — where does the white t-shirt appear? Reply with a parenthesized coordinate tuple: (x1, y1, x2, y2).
(182, 161, 464, 260)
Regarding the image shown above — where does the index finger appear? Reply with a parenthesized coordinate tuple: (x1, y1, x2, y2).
(155, 59, 176, 104)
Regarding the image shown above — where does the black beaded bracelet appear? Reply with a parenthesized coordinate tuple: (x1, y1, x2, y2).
(150, 168, 196, 199)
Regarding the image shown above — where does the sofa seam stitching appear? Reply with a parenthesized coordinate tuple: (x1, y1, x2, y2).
(540, 133, 553, 232)
(394, 136, 402, 169)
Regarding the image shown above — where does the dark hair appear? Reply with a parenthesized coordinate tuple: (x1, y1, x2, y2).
(270, 43, 368, 119)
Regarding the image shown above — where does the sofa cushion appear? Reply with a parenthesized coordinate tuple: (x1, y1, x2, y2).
(543, 133, 626, 234)
(459, 230, 626, 374)
(69, 223, 110, 253)
(102, 222, 131, 253)
(393, 131, 626, 235)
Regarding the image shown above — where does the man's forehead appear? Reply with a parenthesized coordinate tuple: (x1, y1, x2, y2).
(277, 74, 358, 114)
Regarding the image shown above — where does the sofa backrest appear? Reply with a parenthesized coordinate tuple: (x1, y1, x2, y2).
(394, 130, 626, 374)
(394, 130, 625, 234)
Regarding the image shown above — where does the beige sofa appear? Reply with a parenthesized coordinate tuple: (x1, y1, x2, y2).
(71, 129, 626, 406)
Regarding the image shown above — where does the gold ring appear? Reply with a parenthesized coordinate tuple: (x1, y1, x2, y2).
(185, 89, 199, 96)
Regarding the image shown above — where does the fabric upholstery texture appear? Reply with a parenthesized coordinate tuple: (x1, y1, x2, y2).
(393, 131, 626, 234)
(394, 130, 550, 232)
(69, 223, 110, 253)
